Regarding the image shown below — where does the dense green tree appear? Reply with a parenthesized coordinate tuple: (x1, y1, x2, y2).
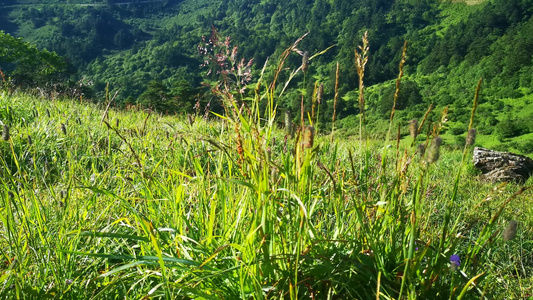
(138, 80, 173, 112)
(0, 30, 65, 86)
(495, 117, 528, 141)
(169, 80, 202, 114)
(379, 80, 423, 114)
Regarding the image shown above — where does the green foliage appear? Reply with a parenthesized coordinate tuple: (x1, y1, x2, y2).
(2, 0, 533, 143)
(137, 79, 200, 113)
(495, 117, 530, 140)
(449, 124, 466, 136)
(379, 79, 423, 114)
(138, 80, 171, 111)
(516, 138, 533, 154)
(0, 30, 65, 86)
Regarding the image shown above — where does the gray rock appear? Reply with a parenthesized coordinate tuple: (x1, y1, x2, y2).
(473, 147, 533, 183)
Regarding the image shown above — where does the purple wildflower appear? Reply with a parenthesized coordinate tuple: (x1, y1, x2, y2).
(450, 254, 460, 268)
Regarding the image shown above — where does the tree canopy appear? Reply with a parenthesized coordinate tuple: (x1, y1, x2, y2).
(0, 30, 65, 86)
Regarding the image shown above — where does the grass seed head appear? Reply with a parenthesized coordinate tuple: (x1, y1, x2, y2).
(302, 125, 315, 148)
(317, 83, 324, 104)
(409, 119, 418, 139)
(426, 136, 442, 164)
(27, 135, 32, 145)
(61, 123, 67, 135)
(284, 110, 293, 138)
(2, 125, 9, 141)
(302, 51, 309, 73)
(46, 108, 50, 118)
(417, 143, 425, 157)
(466, 128, 477, 146)
(503, 220, 518, 241)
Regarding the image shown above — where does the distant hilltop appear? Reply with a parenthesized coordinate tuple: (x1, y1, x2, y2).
(450, 0, 486, 5)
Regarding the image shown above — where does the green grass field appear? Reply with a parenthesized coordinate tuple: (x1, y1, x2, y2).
(1, 86, 532, 299)
(1, 31, 533, 298)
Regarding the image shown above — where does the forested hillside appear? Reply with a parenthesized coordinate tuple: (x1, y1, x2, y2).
(1, 0, 533, 151)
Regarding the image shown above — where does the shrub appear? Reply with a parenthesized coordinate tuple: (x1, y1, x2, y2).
(453, 135, 466, 149)
(496, 86, 523, 99)
(379, 80, 423, 115)
(516, 139, 533, 154)
(495, 118, 527, 140)
(449, 125, 465, 136)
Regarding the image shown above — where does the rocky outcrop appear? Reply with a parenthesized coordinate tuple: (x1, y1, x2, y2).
(473, 147, 533, 183)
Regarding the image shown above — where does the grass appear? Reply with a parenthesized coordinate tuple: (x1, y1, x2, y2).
(1, 34, 533, 299)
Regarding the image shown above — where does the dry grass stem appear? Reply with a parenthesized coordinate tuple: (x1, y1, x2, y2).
(331, 62, 340, 142)
(390, 40, 408, 124)
(355, 31, 369, 141)
(469, 78, 482, 131)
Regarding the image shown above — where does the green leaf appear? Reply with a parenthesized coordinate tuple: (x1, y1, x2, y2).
(69, 230, 149, 242)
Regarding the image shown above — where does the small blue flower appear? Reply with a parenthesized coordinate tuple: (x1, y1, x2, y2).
(450, 254, 460, 267)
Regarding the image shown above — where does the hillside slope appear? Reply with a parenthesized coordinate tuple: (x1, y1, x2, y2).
(1, 0, 533, 152)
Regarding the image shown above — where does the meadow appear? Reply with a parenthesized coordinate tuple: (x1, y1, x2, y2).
(1, 36, 533, 299)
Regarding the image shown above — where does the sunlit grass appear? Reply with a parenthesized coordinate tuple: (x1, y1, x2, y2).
(2, 28, 533, 299)
(1, 88, 532, 299)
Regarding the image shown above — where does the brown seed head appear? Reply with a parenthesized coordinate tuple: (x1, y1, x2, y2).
(302, 125, 315, 149)
(426, 136, 442, 164)
(61, 123, 67, 135)
(417, 144, 425, 157)
(503, 220, 518, 241)
(317, 84, 324, 104)
(409, 119, 418, 139)
(301, 51, 309, 73)
(284, 110, 293, 138)
(466, 128, 476, 146)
